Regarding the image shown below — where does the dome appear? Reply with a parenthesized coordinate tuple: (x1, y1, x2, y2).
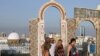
(8, 32, 20, 40)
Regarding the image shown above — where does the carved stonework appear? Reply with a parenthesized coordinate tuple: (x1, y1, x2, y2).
(67, 19, 76, 42)
(38, 0, 67, 47)
(75, 17, 100, 56)
(96, 18, 100, 56)
(29, 0, 67, 56)
(29, 19, 39, 56)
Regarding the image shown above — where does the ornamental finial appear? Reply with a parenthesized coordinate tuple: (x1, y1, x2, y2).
(50, 0, 56, 2)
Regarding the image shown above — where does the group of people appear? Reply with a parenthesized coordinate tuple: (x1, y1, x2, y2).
(41, 37, 78, 56)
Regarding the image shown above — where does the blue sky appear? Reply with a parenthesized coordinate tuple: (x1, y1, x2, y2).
(0, 0, 99, 36)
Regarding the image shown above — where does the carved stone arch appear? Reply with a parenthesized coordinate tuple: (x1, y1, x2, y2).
(76, 18, 98, 29)
(38, 1, 67, 47)
(75, 17, 100, 56)
(38, 1, 66, 20)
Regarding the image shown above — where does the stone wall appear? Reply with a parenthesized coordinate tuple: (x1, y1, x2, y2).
(29, 19, 39, 56)
(67, 19, 76, 43)
(96, 18, 100, 56)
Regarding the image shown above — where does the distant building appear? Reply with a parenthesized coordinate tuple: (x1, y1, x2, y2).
(0, 32, 30, 56)
(48, 33, 61, 43)
(76, 36, 96, 44)
(0, 32, 7, 37)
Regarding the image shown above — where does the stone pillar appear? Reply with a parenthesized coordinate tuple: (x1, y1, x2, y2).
(96, 22, 100, 56)
(29, 19, 38, 56)
(67, 19, 76, 43)
(61, 19, 67, 47)
(38, 20, 45, 56)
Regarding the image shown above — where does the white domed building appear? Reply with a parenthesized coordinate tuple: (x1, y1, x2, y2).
(8, 32, 20, 46)
(0, 32, 30, 55)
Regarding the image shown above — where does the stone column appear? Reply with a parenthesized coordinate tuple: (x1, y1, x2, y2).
(96, 20, 100, 56)
(61, 20, 67, 47)
(96, 25, 100, 56)
(29, 19, 38, 56)
(38, 20, 45, 56)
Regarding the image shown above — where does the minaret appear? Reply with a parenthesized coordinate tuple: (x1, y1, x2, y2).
(83, 26, 85, 37)
(80, 26, 82, 36)
(80, 26, 85, 36)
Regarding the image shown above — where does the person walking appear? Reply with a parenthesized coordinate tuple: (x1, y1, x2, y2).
(42, 37, 51, 56)
(67, 38, 78, 56)
(55, 39, 65, 56)
(88, 41, 96, 56)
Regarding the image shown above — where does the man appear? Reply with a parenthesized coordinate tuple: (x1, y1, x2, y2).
(88, 41, 96, 56)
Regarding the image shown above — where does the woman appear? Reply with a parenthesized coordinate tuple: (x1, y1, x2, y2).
(55, 39, 65, 56)
(42, 37, 51, 56)
(67, 38, 78, 56)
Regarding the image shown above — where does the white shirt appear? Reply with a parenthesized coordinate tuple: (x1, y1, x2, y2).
(49, 43, 56, 56)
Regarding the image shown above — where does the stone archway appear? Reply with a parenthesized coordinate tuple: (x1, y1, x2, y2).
(38, 0, 67, 48)
(73, 8, 100, 56)
(76, 18, 98, 29)
(38, 0, 66, 20)
(29, 0, 67, 56)
(75, 17, 100, 56)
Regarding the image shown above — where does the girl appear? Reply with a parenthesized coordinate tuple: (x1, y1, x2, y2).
(55, 39, 65, 56)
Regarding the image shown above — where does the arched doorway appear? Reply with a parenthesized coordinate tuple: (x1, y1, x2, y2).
(75, 17, 100, 56)
(38, 0, 67, 48)
(75, 21, 96, 56)
(29, 1, 68, 56)
(37, 1, 67, 56)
